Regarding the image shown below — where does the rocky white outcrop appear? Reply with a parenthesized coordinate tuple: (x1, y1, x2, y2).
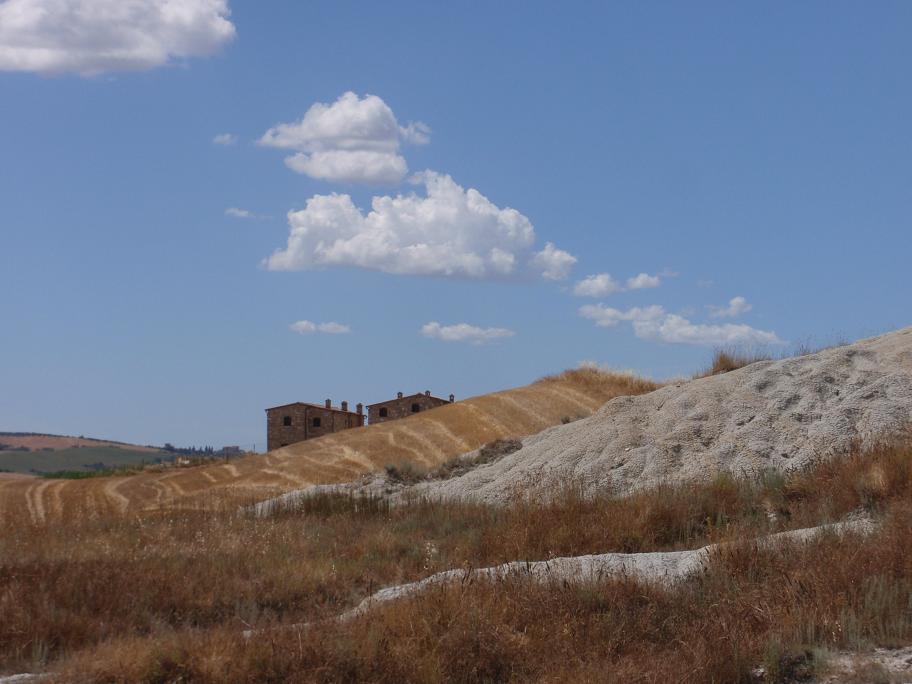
(338, 519, 873, 621)
(235, 518, 872, 640)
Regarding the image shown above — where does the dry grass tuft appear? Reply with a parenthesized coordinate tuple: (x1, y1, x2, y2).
(697, 338, 853, 380)
(537, 366, 658, 401)
(383, 461, 427, 484)
(698, 349, 773, 377)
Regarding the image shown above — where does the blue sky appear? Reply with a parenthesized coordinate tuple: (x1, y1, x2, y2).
(1, 1, 910, 449)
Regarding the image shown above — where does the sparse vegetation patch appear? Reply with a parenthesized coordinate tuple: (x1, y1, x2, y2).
(39, 468, 126, 479)
(383, 461, 427, 484)
(430, 438, 523, 480)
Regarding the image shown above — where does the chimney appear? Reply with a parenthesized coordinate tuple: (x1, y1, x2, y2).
(325, 398, 331, 409)
(356, 403, 363, 415)
(341, 400, 349, 412)
(449, 394, 455, 403)
(425, 390, 431, 397)
(397, 391, 403, 399)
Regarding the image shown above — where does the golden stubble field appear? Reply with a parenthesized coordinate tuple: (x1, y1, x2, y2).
(0, 368, 657, 523)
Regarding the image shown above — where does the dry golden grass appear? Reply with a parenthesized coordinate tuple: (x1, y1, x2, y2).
(695, 339, 851, 379)
(3, 439, 912, 680)
(60, 517, 910, 683)
(0, 369, 657, 524)
(696, 349, 773, 377)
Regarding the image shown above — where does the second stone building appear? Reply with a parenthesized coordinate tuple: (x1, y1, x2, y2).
(367, 391, 455, 425)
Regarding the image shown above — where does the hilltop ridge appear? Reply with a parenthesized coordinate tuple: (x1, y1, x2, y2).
(0, 368, 656, 522)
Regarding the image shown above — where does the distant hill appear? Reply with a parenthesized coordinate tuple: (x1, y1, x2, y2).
(0, 432, 161, 453)
(0, 432, 168, 475)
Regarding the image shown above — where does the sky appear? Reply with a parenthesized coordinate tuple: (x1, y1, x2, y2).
(1, 1, 910, 450)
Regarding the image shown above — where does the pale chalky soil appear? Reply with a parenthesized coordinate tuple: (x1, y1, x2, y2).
(424, 327, 912, 504)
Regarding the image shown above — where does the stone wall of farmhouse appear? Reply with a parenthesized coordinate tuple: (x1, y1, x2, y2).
(266, 404, 363, 451)
(368, 394, 451, 425)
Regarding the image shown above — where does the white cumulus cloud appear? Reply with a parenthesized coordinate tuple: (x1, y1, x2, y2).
(259, 91, 429, 185)
(284, 149, 407, 185)
(0, 0, 236, 76)
(626, 272, 662, 290)
(213, 132, 237, 145)
(531, 242, 577, 281)
(264, 171, 576, 281)
(573, 273, 623, 297)
(421, 321, 515, 344)
(290, 320, 351, 335)
(580, 304, 782, 346)
(708, 296, 753, 318)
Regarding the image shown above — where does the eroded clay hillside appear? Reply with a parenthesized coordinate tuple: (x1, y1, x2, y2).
(0, 369, 654, 523)
(424, 326, 912, 504)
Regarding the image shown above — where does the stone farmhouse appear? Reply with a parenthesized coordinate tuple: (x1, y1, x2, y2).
(265, 391, 455, 451)
(367, 390, 455, 425)
(265, 399, 364, 451)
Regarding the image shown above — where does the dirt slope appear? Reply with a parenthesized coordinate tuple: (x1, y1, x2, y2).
(0, 369, 654, 523)
(424, 326, 912, 504)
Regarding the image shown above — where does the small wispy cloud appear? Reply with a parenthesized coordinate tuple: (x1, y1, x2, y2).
(290, 320, 351, 335)
(213, 133, 237, 146)
(578, 304, 665, 328)
(225, 207, 256, 219)
(573, 271, 663, 297)
(626, 272, 661, 290)
(573, 273, 623, 297)
(708, 296, 752, 318)
(579, 304, 782, 346)
(421, 321, 515, 344)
